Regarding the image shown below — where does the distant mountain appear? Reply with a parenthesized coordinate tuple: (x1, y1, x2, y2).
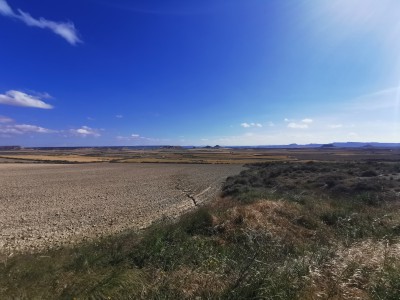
(320, 144, 335, 148)
(331, 142, 400, 148)
(232, 142, 400, 149)
(3, 142, 400, 150)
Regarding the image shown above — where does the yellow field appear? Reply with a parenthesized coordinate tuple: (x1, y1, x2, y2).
(0, 155, 115, 163)
(112, 150, 294, 164)
(0, 147, 398, 164)
(117, 156, 293, 164)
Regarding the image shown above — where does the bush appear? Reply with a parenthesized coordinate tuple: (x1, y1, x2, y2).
(180, 207, 214, 236)
(320, 211, 348, 226)
(352, 181, 381, 192)
(361, 170, 378, 177)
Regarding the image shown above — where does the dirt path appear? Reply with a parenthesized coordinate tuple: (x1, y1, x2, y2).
(0, 163, 243, 253)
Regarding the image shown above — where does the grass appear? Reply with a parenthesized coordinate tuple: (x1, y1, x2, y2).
(1, 161, 400, 299)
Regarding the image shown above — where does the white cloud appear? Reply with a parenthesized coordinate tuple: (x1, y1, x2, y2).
(287, 118, 313, 129)
(32, 91, 52, 99)
(0, 0, 12, 15)
(0, 115, 13, 123)
(329, 124, 343, 129)
(117, 134, 145, 140)
(268, 121, 275, 127)
(116, 134, 161, 144)
(0, 124, 54, 134)
(195, 118, 399, 146)
(284, 118, 290, 122)
(116, 115, 123, 119)
(241, 122, 262, 128)
(70, 126, 101, 137)
(0, 0, 81, 45)
(0, 90, 53, 109)
(287, 122, 309, 129)
(14, 124, 52, 133)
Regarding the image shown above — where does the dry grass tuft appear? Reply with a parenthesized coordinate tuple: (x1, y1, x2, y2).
(225, 200, 315, 246)
(307, 238, 400, 299)
(163, 267, 234, 298)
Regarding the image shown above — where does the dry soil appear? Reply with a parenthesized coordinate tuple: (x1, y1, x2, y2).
(0, 163, 243, 254)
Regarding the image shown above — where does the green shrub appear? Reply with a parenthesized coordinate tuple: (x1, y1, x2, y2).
(180, 207, 214, 236)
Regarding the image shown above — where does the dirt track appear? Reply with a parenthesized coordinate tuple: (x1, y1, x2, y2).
(0, 163, 243, 253)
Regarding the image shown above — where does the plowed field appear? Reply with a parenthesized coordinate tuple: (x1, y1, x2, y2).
(0, 163, 243, 253)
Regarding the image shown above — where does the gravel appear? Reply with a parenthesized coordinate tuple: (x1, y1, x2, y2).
(0, 163, 243, 254)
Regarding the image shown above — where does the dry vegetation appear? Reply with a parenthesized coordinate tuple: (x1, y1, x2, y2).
(1, 150, 400, 299)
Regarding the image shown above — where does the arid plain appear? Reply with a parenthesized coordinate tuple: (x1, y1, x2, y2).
(2, 147, 400, 299)
(1, 146, 399, 254)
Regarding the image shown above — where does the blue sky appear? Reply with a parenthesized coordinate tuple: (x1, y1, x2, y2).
(0, 0, 399, 146)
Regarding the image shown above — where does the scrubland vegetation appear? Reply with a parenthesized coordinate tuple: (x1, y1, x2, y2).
(1, 161, 400, 299)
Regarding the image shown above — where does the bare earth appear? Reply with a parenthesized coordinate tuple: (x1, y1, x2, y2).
(0, 163, 243, 254)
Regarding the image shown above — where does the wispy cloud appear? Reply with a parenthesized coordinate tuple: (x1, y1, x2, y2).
(0, 90, 53, 109)
(0, 124, 54, 134)
(287, 118, 313, 129)
(348, 86, 400, 111)
(329, 124, 343, 129)
(70, 126, 101, 137)
(287, 122, 308, 129)
(115, 134, 162, 145)
(0, 0, 81, 45)
(241, 122, 262, 128)
(0, 115, 13, 123)
(116, 133, 151, 141)
(115, 115, 123, 119)
(0, 0, 12, 15)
